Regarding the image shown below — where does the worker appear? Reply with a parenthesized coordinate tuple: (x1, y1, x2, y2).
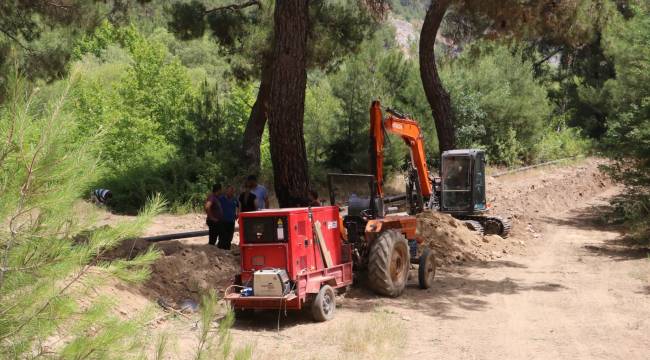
(247, 175, 269, 210)
(445, 159, 468, 190)
(239, 182, 257, 213)
(91, 188, 112, 206)
(308, 189, 321, 207)
(204, 183, 223, 246)
(217, 185, 239, 250)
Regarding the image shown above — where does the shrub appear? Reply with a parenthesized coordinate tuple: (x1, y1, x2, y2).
(442, 43, 554, 166)
(535, 116, 592, 163)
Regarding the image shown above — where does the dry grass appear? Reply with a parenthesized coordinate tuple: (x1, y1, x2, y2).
(333, 309, 406, 360)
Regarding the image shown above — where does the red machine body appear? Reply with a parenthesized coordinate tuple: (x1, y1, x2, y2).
(225, 206, 353, 311)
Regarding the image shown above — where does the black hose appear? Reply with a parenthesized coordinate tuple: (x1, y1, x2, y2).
(140, 230, 210, 243)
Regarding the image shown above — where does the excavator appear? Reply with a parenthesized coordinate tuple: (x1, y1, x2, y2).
(324, 100, 509, 297)
(369, 100, 510, 237)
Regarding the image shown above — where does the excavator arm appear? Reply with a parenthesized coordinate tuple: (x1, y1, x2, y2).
(369, 100, 433, 200)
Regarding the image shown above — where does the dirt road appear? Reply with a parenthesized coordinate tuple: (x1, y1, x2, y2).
(232, 186, 650, 360)
(98, 160, 649, 359)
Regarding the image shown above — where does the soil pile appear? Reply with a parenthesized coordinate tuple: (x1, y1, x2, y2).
(143, 241, 239, 305)
(416, 211, 517, 265)
(106, 238, 239, 307)
(487, 158, 611, 239)
(415, 158, 610, 265)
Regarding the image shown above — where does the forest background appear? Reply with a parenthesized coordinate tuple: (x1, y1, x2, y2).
(0, 0, 646, 217)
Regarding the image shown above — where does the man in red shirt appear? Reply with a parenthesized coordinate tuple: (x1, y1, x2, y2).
(204, 183, 223, 246)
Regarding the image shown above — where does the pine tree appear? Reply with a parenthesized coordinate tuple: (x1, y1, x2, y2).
(0, 66, 164, 358)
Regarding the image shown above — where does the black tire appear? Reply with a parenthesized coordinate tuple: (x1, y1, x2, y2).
(418, 248, 436, 289)
(311, 285, 336, 322)
(368, 230, 410, 297)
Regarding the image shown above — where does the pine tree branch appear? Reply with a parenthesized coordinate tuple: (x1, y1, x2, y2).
(533, 47, 563, 69)
(44, 0, 73, 9)
(0, 261, 93, 341)
(0, 77, 71, 293)
(204, 0, 261, 14)
(0, 26, 33, 52)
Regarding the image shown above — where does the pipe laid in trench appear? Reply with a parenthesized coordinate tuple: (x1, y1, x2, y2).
(140, 230, 209, 243)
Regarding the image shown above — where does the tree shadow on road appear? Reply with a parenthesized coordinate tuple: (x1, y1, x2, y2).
(339, 263, 567, 320)
(583, 238, 650, 261)
(537, 203, 622, 231)
(230, 260, 566, 330)
(538, 201, 649, 261)
(465, 260, 528, 269)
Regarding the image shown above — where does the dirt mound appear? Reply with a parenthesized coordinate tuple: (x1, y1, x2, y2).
(416, 211, 518, 265)
(106, 238, 239, 307)
(487, 158, 611, 240)
(415, 158, 610, 265)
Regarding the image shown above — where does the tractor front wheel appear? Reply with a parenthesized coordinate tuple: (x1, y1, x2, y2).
(368, 230, 410, 297)
(418, 248, 436, 289)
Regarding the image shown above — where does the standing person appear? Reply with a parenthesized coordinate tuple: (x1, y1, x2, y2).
(247, 175, 269, 210)
(239, 182, 257, 213)
(218, 185, 239, 250)
(308, 189, 321, 207)
(204, 183, 223, 246)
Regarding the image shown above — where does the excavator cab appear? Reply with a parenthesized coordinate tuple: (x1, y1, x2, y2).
(439, 149, 487, 214)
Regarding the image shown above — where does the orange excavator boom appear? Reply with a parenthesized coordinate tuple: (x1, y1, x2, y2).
(369, 100, 433, 199)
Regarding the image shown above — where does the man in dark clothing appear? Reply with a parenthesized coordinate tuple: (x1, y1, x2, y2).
(247, 175, 268, 210)
(239, 182, 257, 213)
(205, 183, 223, 246)
(308, 189, 321, 207)
(217, 186, 238, 250)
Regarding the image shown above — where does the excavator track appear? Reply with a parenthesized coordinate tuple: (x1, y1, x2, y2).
(462, 220, 484, 236)
(457, 215, 511, 238)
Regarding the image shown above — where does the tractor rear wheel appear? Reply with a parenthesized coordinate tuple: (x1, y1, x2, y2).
(418, 248, 436, 289)
(368, 230, 410, 297)
(311, 285, 336, 322)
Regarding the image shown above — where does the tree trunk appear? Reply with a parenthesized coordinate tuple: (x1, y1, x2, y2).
(419, 0, 456, 154)
(241, 61, 272, 175)
(267, 0, 310, 207)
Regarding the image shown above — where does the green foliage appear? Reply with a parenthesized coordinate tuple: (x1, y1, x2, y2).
(388, 0, 428, 21)
(302, 27, 440, 184)
(316, 29, 431, 177)
(72, 24, 243, 213)
(304, 76, 343, 180)
(194, 290, 252, 360)
(535, 115, 592, 162)
(442, 43, 556, 166)
(0, 0, 600, 213)
(0, 70, 163, 358)
(73, 21, 140, 59)
(600, 4, 650, 238)
(601, 4, 650, 184)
